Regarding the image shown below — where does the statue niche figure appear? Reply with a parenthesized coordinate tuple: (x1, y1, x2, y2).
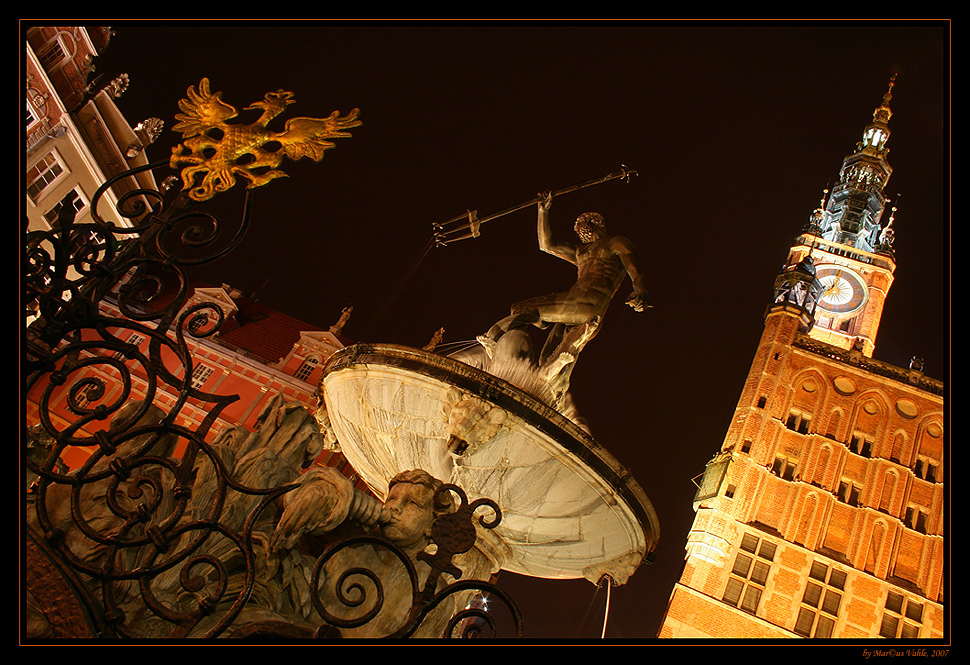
(459, 192, 649, 413)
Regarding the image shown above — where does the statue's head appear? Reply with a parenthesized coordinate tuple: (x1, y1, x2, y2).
(381, 470, 453, 551)
(574, 212, 606, 242)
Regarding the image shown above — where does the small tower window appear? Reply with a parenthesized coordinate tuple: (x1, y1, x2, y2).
(772, 456, 798, 481)
(904, 506, 928, 534)
(786, 410, 811, 434)
(864, 127, 887, 150)
(838, 479, 861, 507)
(849, 433, 872, 458)
(914, 457, 938, 483)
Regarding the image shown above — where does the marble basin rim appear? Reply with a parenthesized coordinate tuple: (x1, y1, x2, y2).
(320, 343, 659, 583)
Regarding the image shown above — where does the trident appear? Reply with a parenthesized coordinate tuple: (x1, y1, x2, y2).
(432, 165, 638, 247)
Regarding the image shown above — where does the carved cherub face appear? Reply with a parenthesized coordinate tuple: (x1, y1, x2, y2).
(380, 481, 436, 551)
(574, 212, 606, 243)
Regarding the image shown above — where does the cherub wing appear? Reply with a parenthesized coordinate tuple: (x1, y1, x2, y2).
(172, 77, 239, 138)
(276, 108, 362, 162)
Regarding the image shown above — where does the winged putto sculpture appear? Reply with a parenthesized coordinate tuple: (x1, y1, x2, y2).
(170, 78, 361, 201)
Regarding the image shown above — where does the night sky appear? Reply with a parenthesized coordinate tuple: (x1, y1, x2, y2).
(88, 21, 948, 641)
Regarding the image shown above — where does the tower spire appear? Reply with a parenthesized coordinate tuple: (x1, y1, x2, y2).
(808, 74, 897, 254)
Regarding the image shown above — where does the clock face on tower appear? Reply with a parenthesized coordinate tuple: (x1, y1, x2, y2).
(816, 265, 868, 316)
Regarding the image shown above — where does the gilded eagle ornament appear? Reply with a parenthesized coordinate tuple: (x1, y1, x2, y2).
(169, 78, 361, 202)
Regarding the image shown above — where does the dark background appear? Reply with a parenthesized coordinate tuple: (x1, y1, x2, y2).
(88, 20, 947, 641)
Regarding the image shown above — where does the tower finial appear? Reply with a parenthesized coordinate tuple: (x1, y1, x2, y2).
(872, 71, 897, 126)
(883, 71, 898, 106)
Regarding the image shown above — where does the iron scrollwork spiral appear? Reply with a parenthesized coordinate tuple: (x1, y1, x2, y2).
(24, 159, 279, 639)
(308, 485, 522, 639)
(24, 160, 521, 640)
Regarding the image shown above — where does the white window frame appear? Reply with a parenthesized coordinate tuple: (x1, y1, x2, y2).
(295, 355, 321, 382)
(27, 150, 69, 203)
(43, 185, 89, 224)
(191, 364, 214, 390)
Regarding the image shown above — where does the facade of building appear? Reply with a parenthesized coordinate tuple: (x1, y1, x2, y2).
(25, 26, 160, 237)
(658, 80, 946, 639)
(25, 278, 362, 477)
(23, 25, 364, 481)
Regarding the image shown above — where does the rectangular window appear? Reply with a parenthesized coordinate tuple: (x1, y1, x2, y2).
(772, 456, 797, 481)
(905, 506, 928, 534)
(115, 333, 145, 360)
(880, 591, 922, 638)
(295, 356, 319, 381)
(914, 457, 938, 483)
(850, 433, 872, 457)
(900, 623, 920, 639)
(723, 533, 775, 616)
(27, 152, 66, 202)
(879, 614, 899, 638)
(905, 600, 923, 624)
(795, 561, 845, 637)
(739, 586, 762, 614)
(838, 479, 861, 507)
(191, 364, 213, 389)
(43, 187, 88, 225)
(815, 615, 835, 638)
(723, 577, 744, 606)
(795, 607, 815, 636)
(785, 411, 811, 434)
(803, 581, 822, 608)
(26, 100, 38, 129)
(37, 39, 67, 70)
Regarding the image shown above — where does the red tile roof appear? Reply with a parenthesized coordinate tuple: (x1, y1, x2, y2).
(217, 297, 323, 365)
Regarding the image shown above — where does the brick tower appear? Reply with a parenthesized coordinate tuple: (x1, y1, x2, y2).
(658, 77, 946, 639)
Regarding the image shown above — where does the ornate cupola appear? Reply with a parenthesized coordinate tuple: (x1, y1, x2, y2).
(769, 252, 823, 332)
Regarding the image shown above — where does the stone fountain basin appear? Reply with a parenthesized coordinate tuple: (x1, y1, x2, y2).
(320, 344, 659, 584)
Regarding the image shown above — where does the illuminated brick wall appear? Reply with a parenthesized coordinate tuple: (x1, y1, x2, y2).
(660, 307, 944, 639)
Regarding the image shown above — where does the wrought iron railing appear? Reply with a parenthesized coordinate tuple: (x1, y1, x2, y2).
(24, 158, 521, 640)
